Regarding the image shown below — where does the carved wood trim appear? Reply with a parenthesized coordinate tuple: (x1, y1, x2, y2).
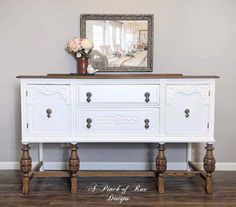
(97, 115, 139, 126)
(203, 144, 215, 193)
(203, 144, 216, 176)
(69, 144, 80, 173)
(69, 144, 80, 193)
(166, 85, 210, 104)
(20, 145, 32, 175)
(20, 144, 32, 194)
(156, 144, 167, 174)
(156, 144, 167, 193)
(27, 85, 71, 104)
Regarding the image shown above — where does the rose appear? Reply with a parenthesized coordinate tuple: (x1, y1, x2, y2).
(66, 38, 82, 53)
(66, 37, 93, 59)
(81, 39, 93, 50)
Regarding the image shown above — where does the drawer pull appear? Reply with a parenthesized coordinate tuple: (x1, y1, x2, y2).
(144, 119, 150, 129)
(144, 92, 150, 103)
(86, 118, 92, 129)
(185, 109, 190, 118)
(46, 109, 52, 118)
(86, 92, 92, 103)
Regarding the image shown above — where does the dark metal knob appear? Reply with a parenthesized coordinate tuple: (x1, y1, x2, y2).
(86, 118, 92, 129)
(144, 119, 150, 129)
(144, 92, 150, 103)
(86, 92, 92, 103)
(185, 109, 190, 118)
(46, 109, 52, 118)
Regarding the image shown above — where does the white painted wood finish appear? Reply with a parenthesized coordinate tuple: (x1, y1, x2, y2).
(165, 85, 210, 136)
(76, 108, 159, 134)
(77, 85, 160, 105)
(20, 78, 216, 143)
(25, 84, 72, 136)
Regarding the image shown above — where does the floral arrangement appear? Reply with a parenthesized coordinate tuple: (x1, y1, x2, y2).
(65, 38, 93, 59)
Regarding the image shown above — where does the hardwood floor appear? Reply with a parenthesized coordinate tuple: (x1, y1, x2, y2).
(0, 170, 236, 207)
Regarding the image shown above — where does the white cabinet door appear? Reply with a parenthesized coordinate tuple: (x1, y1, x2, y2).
(165, 85, 210, 136)
(76, 108, 160, 135)
(25, 85, 72, 136)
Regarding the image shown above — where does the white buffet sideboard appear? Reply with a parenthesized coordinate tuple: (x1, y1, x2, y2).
(17, 74, 218, 194)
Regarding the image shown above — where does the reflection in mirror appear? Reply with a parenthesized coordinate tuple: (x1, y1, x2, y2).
(87, 20, 148, 68)
(81, 15, 153, 72)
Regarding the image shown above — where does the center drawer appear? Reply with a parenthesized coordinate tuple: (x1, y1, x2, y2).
(76, 85, 160, 105)
(76, 108, 160, 135)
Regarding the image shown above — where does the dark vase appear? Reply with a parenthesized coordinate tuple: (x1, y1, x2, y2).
(77, 57, 88, 74)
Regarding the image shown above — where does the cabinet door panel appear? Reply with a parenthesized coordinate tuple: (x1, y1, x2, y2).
(165, 85, 210, 136)
(25, 85, 72, 136)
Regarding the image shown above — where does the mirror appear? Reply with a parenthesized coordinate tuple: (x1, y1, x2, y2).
(80, 14, 153, 72)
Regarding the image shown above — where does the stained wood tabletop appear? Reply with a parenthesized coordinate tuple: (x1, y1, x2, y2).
(16, 73, 220, 79)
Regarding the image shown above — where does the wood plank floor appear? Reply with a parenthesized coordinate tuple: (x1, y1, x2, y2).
(0, 170, 236, 207)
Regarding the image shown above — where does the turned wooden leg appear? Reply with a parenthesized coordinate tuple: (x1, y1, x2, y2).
(203, 143, 215, 193)
(20, 144, 32, 194)
(69, 144, 80, 193)
(156, 144, 167, 193)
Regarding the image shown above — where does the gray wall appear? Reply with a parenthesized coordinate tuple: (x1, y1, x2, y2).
(0, 0, 235, 167)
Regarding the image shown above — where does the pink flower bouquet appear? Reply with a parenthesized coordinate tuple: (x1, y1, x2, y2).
(65, 38, 93, 59)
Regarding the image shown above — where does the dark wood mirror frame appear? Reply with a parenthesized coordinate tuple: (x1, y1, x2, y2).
(80, 14, 154, 72)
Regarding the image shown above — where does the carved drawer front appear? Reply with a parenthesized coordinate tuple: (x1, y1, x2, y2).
(165, 85, 210, 136)
(25, 85, 72, 136)
(76, 85, 160, 105)
(76, 108, 159, 135)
